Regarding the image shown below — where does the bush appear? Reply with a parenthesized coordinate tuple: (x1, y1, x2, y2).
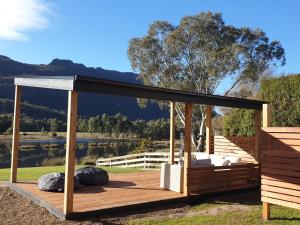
(6, 126, 13, 135)
(41, 157, 65, 166)
(80, 157, 96, 165)
(132, 138, 155, 154)
(260, 74, 300, 127)
(222, 109, 255, 137)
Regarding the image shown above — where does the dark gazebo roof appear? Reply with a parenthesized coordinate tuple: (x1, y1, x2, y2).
(15, 75, 266, 110)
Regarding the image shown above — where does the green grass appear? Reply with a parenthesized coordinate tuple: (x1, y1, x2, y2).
(0, 166, 142, 181)
(127, 204, 300, 225)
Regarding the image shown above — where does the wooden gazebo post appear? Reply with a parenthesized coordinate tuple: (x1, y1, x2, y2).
(169, 101, 176, 164)
(10, 85, 22, 183)
(255, 110, 261, 163)
(262, 103, 271, 220)
(64, 90, 78, 214)
(183, 103, 192, 196)
(205, 106, 213, 154)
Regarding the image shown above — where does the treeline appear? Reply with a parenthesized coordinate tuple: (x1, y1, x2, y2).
(0, 98, 66, 120)
(223, 74, 300, 136)
(0, 113, 175, 140)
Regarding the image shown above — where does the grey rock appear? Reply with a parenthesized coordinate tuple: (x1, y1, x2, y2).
(38, 172, 80, 192)
(75, 166, 109, 185)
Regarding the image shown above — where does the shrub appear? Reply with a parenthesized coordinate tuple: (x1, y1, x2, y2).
(132, 138, 155, 154)
(41, 157, 65, 166)
(222, 109, 255, 137)
(80, 157, 96, 165)
(6, 126, 13, 135)
(260, 74, 300, 127)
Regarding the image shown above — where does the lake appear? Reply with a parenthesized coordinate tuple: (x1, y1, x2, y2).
(0, 138, 139, 168)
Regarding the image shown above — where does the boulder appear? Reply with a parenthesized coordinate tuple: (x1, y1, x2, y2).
(75, 166, 109, 185)
(38, 172, 80, 192)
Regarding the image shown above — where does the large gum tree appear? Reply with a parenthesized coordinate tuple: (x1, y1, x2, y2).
(127, 12, 285, 151)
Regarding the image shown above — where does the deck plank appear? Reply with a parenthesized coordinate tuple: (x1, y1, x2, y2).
(14, 171, 183, 213)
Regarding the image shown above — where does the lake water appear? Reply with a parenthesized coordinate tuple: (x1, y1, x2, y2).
(0, 138, 139, 168)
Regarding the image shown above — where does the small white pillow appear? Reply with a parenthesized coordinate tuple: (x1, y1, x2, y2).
(194, 152, 210, 160)
(225, 156, 241, 164)
(209, 154, 225, 161)
(211, 158, 230, 166)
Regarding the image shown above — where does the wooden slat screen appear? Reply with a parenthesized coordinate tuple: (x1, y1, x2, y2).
(214, 135, 257, 163)
(188, 163, 260, 194)
(261, 127, 300, 210)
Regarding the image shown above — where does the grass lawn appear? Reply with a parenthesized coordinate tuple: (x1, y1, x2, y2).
(127, 203, 300, 225)
(0, 165, 142, 181)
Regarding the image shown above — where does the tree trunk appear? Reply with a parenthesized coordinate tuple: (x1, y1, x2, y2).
(196, 118, 205, 151)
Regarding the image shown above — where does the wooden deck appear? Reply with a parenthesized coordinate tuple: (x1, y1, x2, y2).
(7, 171, 186, 219)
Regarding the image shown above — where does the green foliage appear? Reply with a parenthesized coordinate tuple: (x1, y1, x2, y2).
(222, 74, 300, 136)
(0, 114, 12, 133)
(5, 126, 13, 134)
(0, 111, 171, 140)
(0, 98, 66, 120)
(128, 12, 285, 95)
(128, 11, 285, 149)
(222, 109, 255, 137)
(144, 118, 170, 140)
(260, 74, 300, 126)
(41, 157, 65, 166)
(132, 138, 155, 154)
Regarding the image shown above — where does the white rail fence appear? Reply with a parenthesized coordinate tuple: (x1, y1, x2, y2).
(96, 152, 180, 168)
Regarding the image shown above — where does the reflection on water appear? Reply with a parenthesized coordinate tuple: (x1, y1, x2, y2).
(0, 139, 138, 168)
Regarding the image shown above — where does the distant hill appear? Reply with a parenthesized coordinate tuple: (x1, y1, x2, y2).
(0, 98, 66, 120)
(0, 55, 168, 120)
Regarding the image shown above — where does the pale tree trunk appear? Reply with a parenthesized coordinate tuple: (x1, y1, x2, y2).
(175, 106, 200, 150)
(175, 105, 208, 151)
(196, 118, 205, 151)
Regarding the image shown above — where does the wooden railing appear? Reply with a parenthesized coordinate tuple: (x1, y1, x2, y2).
(96, 152, 180, 168)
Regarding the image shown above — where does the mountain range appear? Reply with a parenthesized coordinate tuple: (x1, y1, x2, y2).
(0, 55, 167, 120)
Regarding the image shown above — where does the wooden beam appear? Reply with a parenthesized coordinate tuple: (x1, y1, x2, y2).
(183, 103, 192, 196)
(10, 85, 21, 183)
(262, 104, 271, 127)
(169, 101, 176, 164)
(262, 103, 271, 220)
(205, 106, 213, 154)
(262, 202, 270, 220)
(255, 110, 261, 163)
(64, 91, 78, 214)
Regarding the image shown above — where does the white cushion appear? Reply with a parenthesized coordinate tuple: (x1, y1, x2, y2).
(193, 152, 210, 160)
(225, 156, 241, 164)
(211, 158, 230, 166)
(209, 154, 225, 161)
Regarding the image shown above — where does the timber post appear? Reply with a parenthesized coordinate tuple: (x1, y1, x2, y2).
(10, 85, 22, 183)
(169, 101, 176, 164)
(262, 103, 271, 220)
(183, 103, 192, 196)
(63, 90, 78, 214)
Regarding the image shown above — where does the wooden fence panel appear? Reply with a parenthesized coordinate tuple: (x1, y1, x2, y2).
(214, 135, 257, 163)
(188, 163, 260, 194)
(261, 127, 300, 210)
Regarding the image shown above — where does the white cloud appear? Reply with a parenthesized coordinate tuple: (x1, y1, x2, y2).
(0, 0, 53, 41)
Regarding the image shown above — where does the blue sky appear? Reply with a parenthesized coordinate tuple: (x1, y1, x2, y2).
(0, 0, 299, 94)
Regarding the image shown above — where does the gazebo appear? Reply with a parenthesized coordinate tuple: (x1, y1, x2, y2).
(8, 75, 271, 219)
